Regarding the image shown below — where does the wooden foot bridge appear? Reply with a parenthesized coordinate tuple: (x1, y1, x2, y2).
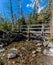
(0, 23, 50, 46)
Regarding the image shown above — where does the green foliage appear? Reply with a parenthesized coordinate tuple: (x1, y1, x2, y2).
(17, 17, 27, 31)
(27, 0, 51, 24)
(0, 0, 52, 31)
(27, 14, 38, 25)
(18, 17, 26, 25)
(40, 0, 51, 23)
(0, 21, 11, 31)
(37, 15, 44, 22)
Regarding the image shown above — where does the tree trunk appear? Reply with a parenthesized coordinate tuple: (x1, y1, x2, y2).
(50, 0, 53, 38)
(9, 0, 14, 31)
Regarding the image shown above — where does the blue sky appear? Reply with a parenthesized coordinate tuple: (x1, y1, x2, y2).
(0, 0, 48, 19)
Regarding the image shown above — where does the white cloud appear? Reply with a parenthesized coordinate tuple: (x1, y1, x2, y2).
(26, 0, 45, 13)
(26, 0, 36, 8)
(26, 3, 35, 8)
(26, 4, 30, 7)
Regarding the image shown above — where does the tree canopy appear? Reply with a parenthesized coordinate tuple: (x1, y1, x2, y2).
(0, 0, 52, 31)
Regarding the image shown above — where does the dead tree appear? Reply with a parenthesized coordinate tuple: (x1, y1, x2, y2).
(9, 0, 14, 31)
(20, 0, 23, 17)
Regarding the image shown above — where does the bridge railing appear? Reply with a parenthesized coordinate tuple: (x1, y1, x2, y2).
(14, 23, 50, 36)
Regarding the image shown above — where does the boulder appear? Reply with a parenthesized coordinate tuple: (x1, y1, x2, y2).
(48, 48, 53, 57)
(36, 43, 42, 46)
(0, 48, 5, 52)
(43, 41, 49, 47)
(43, 41, 53, 48)
(21, 47, 26, 51)
(7, 53, 16, 59)
(10, 48, 17, 52)
(32, 50, 36, 54)
(0, 44, 3, 48)
(48, 42, 53, 48)
(49, 48, 53, 53)
(36, 47, 41, 52)
(32, 54, 36, 57)
(43, 49, 49, 55)
(43, 48, 53, 57)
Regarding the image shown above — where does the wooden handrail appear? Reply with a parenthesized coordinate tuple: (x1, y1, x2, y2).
(13, 23, 50, 37)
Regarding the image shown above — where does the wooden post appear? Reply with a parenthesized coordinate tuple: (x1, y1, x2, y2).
(28, 25, 30, 41)
(41, 24, 44, 36)
(19, 25, 21, 33)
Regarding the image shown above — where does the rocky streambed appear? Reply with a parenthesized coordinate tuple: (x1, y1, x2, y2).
(0, 40, 53, 65)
